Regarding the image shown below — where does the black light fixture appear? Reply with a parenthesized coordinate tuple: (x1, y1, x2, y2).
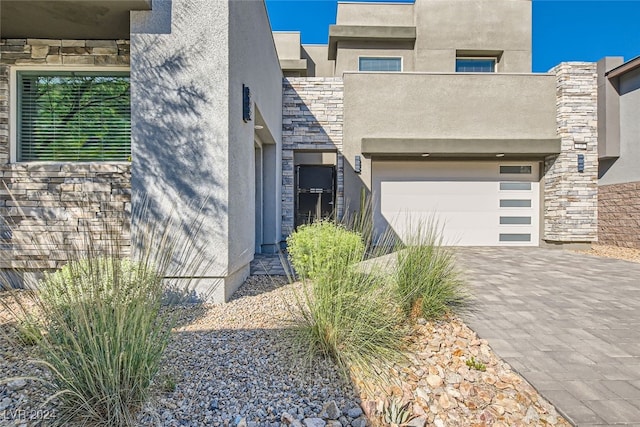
(577, 154, 585, 173)
(242, 84, 252, 122)
(355, 155, 361, 174)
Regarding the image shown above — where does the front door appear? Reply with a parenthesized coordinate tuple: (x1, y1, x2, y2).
(295, 165, 335, 228)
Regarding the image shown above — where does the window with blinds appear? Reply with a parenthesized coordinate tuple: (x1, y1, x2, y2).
(358, 57, 402, 72)
(17, 71, 131, 162)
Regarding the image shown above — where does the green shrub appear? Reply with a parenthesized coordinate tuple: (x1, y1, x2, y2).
(287, 220, 365, 280)
(289, 220, 404, 378)
(35, 257, 169, 426)
(0, 196, 213, 427)
(395, 221, 467, 319)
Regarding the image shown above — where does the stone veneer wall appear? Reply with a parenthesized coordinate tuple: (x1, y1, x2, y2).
(0, 39, 131, 272)
(598, 182, 640, 248)
(281, 77, 344, 238)
(544, 62, 598, 243)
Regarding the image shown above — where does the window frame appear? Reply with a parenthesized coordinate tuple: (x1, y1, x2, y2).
(455, 57, 497, 73)
(357, 56, 403, 72)
(10, 65, 131, 163)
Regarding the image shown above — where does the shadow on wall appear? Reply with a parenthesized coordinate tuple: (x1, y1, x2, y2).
(131, 35, 227, 274)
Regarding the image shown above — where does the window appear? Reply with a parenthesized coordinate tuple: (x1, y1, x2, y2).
(358, 57, 402, 72)
(17, 71, 131, 161)
(456, 58, 496, 72)
(500, 165, 532, 174)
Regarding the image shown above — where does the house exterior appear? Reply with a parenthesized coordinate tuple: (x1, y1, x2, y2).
(0, 0, 600, 302)
(597, 56, 640, 248)
(0, 0, 283, 301)
(276, 0, 598, 248)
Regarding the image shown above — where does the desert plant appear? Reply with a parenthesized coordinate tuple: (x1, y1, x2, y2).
(382, 397, 415, 426)
(394, 220, 467, 320)
(466, 356, 486, 372)
(33, 256, 169, 426)
(0, 194, 213, 427)
(287, 220, 365, 280)
(289, 220, 405, 378)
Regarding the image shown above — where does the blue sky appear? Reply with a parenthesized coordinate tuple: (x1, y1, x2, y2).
(265, 0, 640, 72)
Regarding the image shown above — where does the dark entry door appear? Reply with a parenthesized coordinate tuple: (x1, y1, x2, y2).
(295, 165, 335, 227)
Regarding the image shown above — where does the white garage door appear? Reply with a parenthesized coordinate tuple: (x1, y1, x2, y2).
(373, 161, 540, 246)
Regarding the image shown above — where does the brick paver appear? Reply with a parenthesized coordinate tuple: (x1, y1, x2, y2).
(457, 247, 640, 426)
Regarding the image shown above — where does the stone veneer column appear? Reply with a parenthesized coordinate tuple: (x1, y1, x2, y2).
(281, 77, 344, 238)
(544, 63, 598, 243)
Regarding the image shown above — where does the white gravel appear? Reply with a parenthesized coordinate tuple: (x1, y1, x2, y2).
(139, 276, 361, 426)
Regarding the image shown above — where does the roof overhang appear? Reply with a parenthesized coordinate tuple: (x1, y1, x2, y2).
(328, 25, 416, 60)
(606, 56, 640, 80)
(361, 138, 562, 158)
(1, 0, 152, 40)
(279, 59, 308, 76)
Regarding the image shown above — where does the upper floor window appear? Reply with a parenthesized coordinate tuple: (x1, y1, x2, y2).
(358, 57, 402, 72)
(17, 71, 131, 162)
(456, 58, 496, 73)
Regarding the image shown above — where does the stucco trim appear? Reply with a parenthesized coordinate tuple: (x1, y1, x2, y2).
(361, 138, 562, 157)
(328, 25, 416, 59)
(279, 59, 308, 73)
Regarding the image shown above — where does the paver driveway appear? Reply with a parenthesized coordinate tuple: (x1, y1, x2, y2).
(457, 247, 640, 426)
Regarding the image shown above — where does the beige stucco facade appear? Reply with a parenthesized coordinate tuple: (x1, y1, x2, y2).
(275, 0, 597, 247)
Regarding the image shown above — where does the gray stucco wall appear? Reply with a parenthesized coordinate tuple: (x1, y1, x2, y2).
(228, 0, 283, 266)
(131, 0, 281, 302)
(599, 67, 640, 185)
(131, 0, 232, 301)
(341, 71, 558, 208)
(413, 0, 531, 73)
(301, 45, 335, 77)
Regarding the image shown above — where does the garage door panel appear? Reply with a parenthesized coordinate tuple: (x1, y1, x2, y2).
(373, 161, 540, 246)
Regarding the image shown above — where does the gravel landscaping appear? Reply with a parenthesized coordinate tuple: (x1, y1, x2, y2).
(576, 243, 640, 263)
(1, 275, 570, 426)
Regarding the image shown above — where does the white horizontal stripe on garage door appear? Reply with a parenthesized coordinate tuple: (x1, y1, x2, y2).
(372, 161, 540, 246)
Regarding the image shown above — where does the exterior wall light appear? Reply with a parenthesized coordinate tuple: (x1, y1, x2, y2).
(421, 153, 430, 157)
(577, 154, 585, 173)
(243, 84, 252, 122)
(496, 153, 505, 157)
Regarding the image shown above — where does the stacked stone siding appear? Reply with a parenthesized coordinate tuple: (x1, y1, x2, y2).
(0, 39, 131, 273)
(282, 77, 344, 237)
(598, 182, 640, 248)
(544, 63, 598, 243)
(0, 38, 129, 65)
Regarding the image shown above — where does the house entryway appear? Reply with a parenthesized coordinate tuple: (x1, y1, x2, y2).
(295, 163, 336, 228)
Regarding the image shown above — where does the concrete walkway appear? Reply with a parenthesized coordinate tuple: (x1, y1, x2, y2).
(457, 247, 640, 426)
(250, 253, 289, 276)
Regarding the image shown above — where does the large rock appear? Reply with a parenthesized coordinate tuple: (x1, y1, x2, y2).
(303, 418, 326, 427)
(319, 400, 341, 420)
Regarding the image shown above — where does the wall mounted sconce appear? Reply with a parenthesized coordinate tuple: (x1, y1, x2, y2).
(355, 155, 361, 174)
(243, 84, 252, 122)
(577, 154, 584, 173)
(496, 153, 505, 158)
